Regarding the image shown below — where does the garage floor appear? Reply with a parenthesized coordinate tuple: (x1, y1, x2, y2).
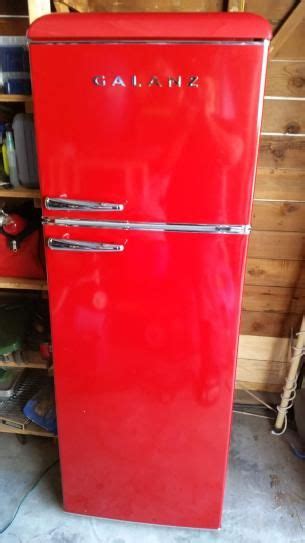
(1, 413, 305, 543)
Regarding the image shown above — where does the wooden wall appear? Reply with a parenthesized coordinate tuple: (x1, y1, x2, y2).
(54, 0, 305, 390)
(237, 0, 305, 390)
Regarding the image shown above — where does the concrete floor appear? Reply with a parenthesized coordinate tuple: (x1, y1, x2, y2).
(1, 414, 305, 543)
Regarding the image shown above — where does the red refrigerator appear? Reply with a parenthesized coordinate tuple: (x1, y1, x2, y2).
(28, 13, 271, 529)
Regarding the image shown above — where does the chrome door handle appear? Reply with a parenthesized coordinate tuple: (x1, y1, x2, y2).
(45, 197, 124, 212)
(48, 238, 124, 252)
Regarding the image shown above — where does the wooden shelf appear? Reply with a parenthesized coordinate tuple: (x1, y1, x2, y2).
(0, 277, 47, 291)
(0, 421, 55, 437)
(0, 187, 40, 199)
(0, 94, 32, 103)
(0, 351, 49, 370)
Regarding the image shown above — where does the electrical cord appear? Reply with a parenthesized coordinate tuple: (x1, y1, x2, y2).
(233, 409, 274, 420)
(237, 384, 277, 413)
(272, 346, 305, 436)
(288, 441, 305, 460)
(235, 384, 277, 420)
(0, 458, 59, 535)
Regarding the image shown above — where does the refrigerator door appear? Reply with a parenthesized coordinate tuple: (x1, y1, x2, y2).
(44, 223, 248, 529)
(30, 40, 267, 225)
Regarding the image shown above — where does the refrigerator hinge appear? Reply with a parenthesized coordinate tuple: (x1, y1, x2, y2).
(214, 225, 251, 234)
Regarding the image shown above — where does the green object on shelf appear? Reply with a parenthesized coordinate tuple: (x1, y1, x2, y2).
(0, 304, 28, 355)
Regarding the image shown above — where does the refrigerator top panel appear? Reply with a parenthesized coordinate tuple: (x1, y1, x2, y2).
(29, 13, 270, 226)
(28, 12, 272, 42)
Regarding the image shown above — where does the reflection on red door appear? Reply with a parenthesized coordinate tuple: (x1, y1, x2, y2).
(44, 225, 247, 529)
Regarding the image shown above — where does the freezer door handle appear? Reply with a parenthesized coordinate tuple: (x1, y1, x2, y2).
(48, 238, 125, 253)
(45, 197, 124, 212)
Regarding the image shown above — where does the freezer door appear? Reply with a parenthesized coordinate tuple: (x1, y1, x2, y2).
(44, 224, 247, 529)
(30, 42, 267, 225)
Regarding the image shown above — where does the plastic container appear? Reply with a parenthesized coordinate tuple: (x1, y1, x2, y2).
(0, 37, 30, 95)
(23, 383, 57, 433)
(12, 114, 39, 188)
(1, 142, 9, 177)
(4, 79, 31, 95)
(5, 130, 19, 187)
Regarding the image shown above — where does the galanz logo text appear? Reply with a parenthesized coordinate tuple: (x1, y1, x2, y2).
(93, 74, 199, 88)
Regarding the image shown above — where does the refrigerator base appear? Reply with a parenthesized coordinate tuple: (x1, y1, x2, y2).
(63, 508, 222, 531)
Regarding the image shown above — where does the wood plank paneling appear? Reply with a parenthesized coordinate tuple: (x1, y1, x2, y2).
(238, 335, 289, 361)
(262, 99, 305, 135)
(244, 0, 297, 30)
(245, 258, 305, 287)
(269, 0, 305, 59)
(235, 380, 283, 392)
(259, 137, 305, 169)
(275, 21, 305, 59)
(255, 168, 305, 201)
(58, 0, 296, 26)
(246, 0, 305, 390)
(236, 359, 287, 389)
(65, 0, 224, 11)
(240, 310, 300, 337)
(252, 200, 305, 232)
(249, 231, 305, 260)
(236, 333, 291, 392)
(242, 285, 305, 313)
(266, 61, 305, 98)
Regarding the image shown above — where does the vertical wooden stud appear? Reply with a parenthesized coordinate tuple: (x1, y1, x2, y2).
(227, 0, 245, 12)
(27, 0, 52, 24)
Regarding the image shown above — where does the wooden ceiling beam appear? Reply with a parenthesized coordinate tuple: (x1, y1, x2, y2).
(227, 0, 245, 11)
(270, 0, 305, 59)
(54, 1, 70, 12)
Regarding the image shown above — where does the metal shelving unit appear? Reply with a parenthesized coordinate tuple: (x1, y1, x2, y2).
(0, 1, 52, 438)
